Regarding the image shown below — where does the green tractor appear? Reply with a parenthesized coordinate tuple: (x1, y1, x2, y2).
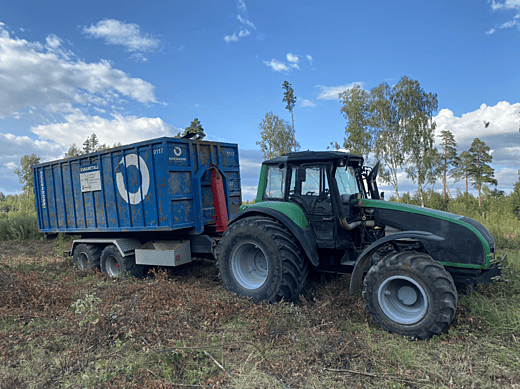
(217, 151, 504, 339)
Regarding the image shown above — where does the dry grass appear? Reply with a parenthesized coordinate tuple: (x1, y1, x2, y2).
(0, 240, 519, 388)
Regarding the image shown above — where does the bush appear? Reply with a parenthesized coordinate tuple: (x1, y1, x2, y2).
(0, 214, 42, 241)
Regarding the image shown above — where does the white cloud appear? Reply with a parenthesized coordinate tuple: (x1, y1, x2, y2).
(31, 111, 179, 148)
(224, 0, 256, 43)
(488, 0, 520, 34)
(491, 0, 520, 11)
(287, 53, 299, 63)
(45, 34, 62, 49)
(83, 19, 160, 52)
(300, 99, 316, 108)
(0, 25, 158, 118)
(224, 33, 239, 43)
(434, 102, 520, 142)
(500, 19, 519, 28)
(316, 82, 364, 100)
(434, 101, 520, 191)
(237, 15, 256, 30)
(0, 133, 63, 157)
(306, 54, 313, 64)
(263, 59, 290, 72)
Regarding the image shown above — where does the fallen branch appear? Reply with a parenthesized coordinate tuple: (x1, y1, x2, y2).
(204, 351, 233, 380)
(325, 368, 435, 385)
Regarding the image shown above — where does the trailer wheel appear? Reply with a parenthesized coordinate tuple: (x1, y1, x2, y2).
(217, 216, 308, 303)
(73, 244, 101, 270)
(363, 251, 457, 339)
(100, 245, 145, 278)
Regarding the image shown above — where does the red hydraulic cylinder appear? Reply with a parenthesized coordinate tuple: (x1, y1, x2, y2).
(210, 165, 229, 232)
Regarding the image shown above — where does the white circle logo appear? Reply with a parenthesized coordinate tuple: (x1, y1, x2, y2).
(116, 154, 150, 205)
(174, 147, 182, 157)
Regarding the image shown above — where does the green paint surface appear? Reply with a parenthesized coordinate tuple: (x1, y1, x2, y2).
(359, 199, 493, 269)
(255, 165, 267, 203)
(240, 201, 309, 229)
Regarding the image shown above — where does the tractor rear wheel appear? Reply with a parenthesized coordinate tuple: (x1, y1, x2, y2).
(217, 216, 308, 303)
(363, 251, 457, 339)
(73, 244, 101, 270)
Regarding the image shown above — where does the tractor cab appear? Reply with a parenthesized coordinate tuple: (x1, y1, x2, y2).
(256, 151, 381, 249)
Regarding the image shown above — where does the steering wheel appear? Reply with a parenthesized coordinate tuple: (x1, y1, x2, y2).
(305, 191, 315, 196)
(317, 189, 330, 203)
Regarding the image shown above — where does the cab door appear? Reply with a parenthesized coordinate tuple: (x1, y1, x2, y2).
(288, 164, 335, 245)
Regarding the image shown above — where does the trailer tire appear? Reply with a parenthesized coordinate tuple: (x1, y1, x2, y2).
(73, 244, 101, 270)
(363, 251, 457, 339)
(217, 216, 308, 303)
(100, 245, 145, 278)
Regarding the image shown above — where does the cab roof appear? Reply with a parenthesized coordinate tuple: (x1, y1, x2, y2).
(264, 151, 364, 165)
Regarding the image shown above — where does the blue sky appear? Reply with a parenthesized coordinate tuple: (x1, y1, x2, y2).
(0, 0, 519, 200)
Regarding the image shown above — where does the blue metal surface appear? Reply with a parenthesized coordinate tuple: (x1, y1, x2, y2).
(33, 137, 241, 234)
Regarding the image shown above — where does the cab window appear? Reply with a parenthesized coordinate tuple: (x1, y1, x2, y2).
(264, 166, 286, 199)
(336, 166, 360, 202)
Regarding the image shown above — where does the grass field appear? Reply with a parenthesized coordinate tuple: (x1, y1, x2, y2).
(0, 239, 519, 388)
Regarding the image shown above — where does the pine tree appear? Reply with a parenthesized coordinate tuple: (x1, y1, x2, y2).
(467, 138, 497, 207)
(178, 118, 206, 140)
(438, 130, 459, 205)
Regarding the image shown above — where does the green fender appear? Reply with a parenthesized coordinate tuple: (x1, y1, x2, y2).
(229, 204, 320, 267)
(349, 231, 445, 294)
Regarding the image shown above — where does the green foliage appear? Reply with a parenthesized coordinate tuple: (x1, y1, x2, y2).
(0, 214, 41, 241)
(468, 138, 497, 207)
(338, 84, 373, 158)
(337, 77, 439, 204)
(282, 81, 297, 152)
(177, 118, 206, 140)
(438, 130, 459, 205)
(372, 82, 404, 199)
(64, 133, 114, 158)
(13, 154, 40, 193)
(512, 178, 520, 220)
(256, 112, 296, 160)
(394, 76, 439, 208)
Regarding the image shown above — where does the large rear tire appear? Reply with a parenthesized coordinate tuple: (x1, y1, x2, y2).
(217, 216, 308, 303)
(73, 244, 101, 270)
(100, 245, 145, 278)
(363, 251, 457, 339)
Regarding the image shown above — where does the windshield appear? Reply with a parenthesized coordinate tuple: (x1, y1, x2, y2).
(335, 166, 361, 202)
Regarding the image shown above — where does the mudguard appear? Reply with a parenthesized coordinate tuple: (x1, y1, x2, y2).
(228, 207, 320, 266)
(349, 231, 445, 294)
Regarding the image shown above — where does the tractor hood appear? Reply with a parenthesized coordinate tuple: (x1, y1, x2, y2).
(358, 199, 494, 269)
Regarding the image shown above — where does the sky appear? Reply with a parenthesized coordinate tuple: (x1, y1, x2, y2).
(0, 0, 519, 201)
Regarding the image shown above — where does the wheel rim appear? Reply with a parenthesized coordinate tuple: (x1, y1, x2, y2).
(106, 255, 121, 277)
(77, 253, 90, 270)
(230, 240, 268, 290)
(378, 275, 428, 325)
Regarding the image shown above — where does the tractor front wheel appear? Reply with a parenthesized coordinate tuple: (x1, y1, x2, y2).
(217, 216, 308, 303)
(363, 251, 457, 339)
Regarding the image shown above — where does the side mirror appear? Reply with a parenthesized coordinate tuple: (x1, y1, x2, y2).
(366, 161, 380, 200)
(380, 192, 385, 201)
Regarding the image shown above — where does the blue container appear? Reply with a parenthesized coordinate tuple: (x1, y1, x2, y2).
(33, 137, 241, 235)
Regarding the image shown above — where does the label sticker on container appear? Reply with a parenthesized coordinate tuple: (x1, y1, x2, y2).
(80, 164, 101, 192)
